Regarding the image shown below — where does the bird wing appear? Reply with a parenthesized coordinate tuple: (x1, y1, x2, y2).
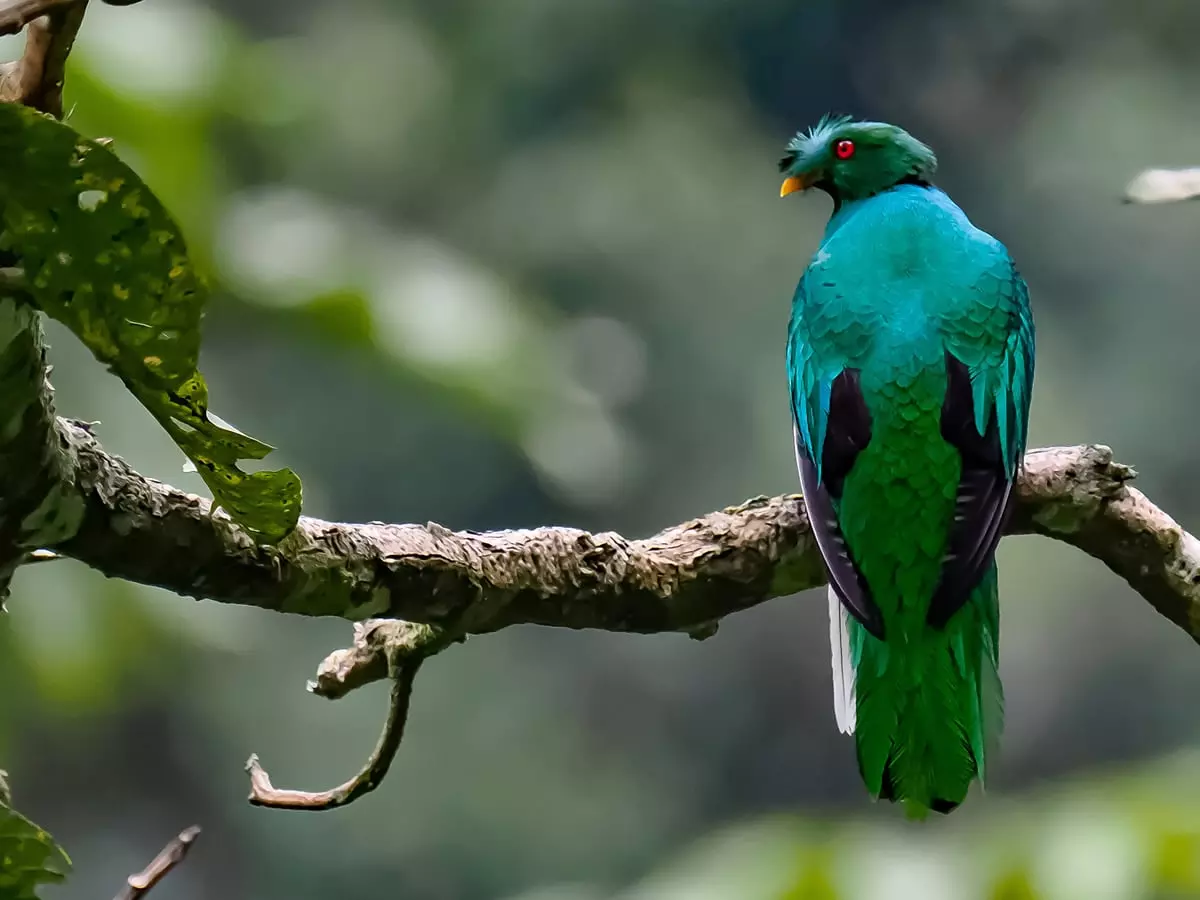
(788, 273, 885, 639)
(928, 258, 1035, 629)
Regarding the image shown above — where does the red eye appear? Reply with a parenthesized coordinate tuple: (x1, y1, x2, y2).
(834, 139, 856, 160)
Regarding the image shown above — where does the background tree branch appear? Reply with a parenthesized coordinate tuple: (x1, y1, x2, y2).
(0, 0, 77, 37)
(114, 826, 201, 900)
(1124, 167, 1200, 204)
(0, 0, 87, 115)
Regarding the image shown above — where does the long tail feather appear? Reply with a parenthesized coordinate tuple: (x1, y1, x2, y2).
(828, 587, 857, 735)
(847, 563, 1004, 815)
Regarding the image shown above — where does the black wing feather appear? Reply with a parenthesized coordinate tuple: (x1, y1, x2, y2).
(927, 351, 1013, 630)
(794, 369, 885, 639)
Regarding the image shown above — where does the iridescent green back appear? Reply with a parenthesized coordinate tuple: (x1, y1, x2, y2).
(788, 183, 1033, 814)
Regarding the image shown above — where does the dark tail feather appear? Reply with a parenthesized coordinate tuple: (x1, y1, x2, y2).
(929, 797, 962, 815)
(872, 757, 962, 816)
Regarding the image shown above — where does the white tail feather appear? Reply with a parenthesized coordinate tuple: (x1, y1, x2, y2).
(828, 587, 857, 734)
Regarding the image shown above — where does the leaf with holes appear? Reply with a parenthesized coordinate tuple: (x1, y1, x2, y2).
(0, 103, 301, 542)
(0, 799, 70, 899)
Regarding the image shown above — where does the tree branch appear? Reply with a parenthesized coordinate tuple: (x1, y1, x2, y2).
(0, 0, 76, 36)
(43, 425, 1198, 808)
(0, 0, 88, 117)
(113, 825, 201, 900)
(0, 0, 142, 36)
(45, 419, 1200, 650)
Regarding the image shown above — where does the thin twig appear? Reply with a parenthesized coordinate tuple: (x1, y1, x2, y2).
(114, 826, 202, 900)
(246, 656, 424, 810)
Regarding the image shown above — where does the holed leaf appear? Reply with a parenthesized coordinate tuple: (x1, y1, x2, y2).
(0, 104, 300, 542)
(0, 796, 70, 899)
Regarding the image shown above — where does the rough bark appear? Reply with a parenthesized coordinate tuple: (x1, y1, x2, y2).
(21, 404, 1200, 704)
(43, 423, 1200, 645)
(41, 416, 1190, 629)
(25, 416, 1200, 754)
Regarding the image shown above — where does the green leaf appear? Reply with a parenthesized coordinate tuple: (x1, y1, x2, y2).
(0, 798, 70, 900)
(0, 104, 301, 542)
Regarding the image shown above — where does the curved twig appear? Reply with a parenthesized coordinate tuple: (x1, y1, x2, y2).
(246, 654, 425, 811)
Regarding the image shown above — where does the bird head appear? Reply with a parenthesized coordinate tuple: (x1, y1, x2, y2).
(779, 115, 937, 205)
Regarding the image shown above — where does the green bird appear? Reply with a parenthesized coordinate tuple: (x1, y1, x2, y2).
(780, 116, 1034, 816)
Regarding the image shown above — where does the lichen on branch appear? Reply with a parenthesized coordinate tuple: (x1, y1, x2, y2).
(48, 426, 1200, 648)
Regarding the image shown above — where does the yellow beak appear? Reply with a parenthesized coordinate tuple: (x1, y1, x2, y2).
(780, 175, 808, 197)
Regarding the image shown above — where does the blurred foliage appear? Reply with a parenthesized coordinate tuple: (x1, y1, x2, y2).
(0, 103, 301, 542)
(593, 752, 1200, 900)
(0, 0, 1199, 898)
(0, 782, 69, 900)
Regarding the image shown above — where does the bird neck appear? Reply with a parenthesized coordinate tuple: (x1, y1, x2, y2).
(824, 180, 937, 238)
(825, 174, 932, 214)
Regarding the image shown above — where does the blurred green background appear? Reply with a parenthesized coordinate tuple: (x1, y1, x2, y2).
(3, 0, 1200, 897)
